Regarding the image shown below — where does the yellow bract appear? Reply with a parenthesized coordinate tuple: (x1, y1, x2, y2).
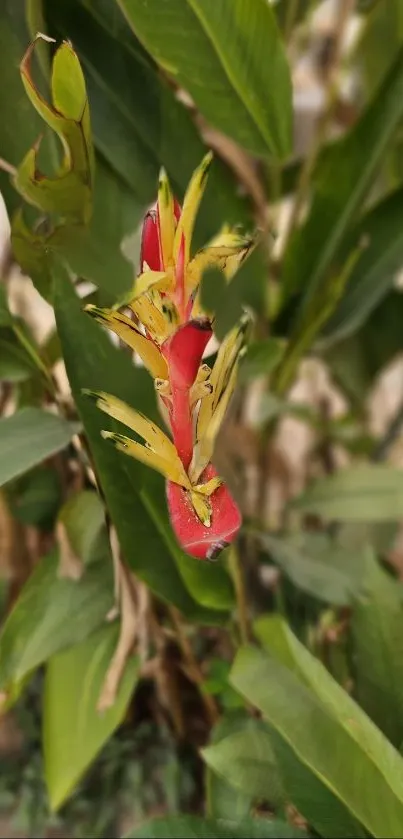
(86, 390, 191, 487)
(190, 317, 249, 483)
(133, 270, 172, 300)
(173, 151, 213, 266)
(157, 168, 176, 269)
(190, 491, 212, 527)
(85, 305, 167, 380)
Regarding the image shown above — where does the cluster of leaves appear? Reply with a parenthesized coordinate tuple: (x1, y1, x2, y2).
(3, 0, 403, 837)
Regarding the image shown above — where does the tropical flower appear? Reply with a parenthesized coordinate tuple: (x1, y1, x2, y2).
(84, 152, 251, 560)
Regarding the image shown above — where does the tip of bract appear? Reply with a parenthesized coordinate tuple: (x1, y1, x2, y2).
(166, 464, 241, 560)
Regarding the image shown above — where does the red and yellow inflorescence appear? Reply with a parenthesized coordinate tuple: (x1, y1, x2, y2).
(85, 153, 251, 560)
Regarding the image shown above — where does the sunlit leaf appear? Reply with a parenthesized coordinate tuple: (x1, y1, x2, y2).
(44, 623, 139, 810)
(117, 0, 292, 159)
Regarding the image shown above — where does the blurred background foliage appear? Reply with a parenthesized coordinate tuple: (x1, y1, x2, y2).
(3, 0, 403, 837)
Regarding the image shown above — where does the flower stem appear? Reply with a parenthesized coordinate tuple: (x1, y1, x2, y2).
(228, 545, 250, 645)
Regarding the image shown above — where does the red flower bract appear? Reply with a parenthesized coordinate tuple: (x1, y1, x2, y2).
(167, 465, 241, 560)
(86, 154, 251, 560)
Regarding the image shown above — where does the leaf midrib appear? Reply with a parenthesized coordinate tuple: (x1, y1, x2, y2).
(186, 0, 272, 153)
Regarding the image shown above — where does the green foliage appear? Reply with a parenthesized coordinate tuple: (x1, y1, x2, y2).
(4, 2, 403, 832)
(0, 408, 80, 487)
(253, 530, 367, 606)
(293, 464, 403, 521)
(117, 0, 292, 159)
(231, 623, 403, 838)
(352, 557, 403, 748)
(125, 815, 306, 838)
(283, 45, 403, 314)
(44, 624, 139, 810)
(53, 260, 233, 618)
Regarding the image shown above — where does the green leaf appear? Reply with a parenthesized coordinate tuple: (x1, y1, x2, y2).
(44, 0, 252, 244)
(205, 713, 253, 821)
(0, 287, 13, 327)
(0, 330, 36, 383)
(283, 46, 403, 313)
(117, 0, 292, 159)
(43, 622, 139, 810)
(231, 633, 403, 838)
(352, 556, 403, 748)
(266, 728, 366, 839)
(254, 531, 367, 605)
(9, 466, 61, 529)
(323, 188, 403, 344)
(323, 289, 403, 406)
(53, 260, 232, 620)
(50, 158, 143, 298)
(0, 549, 113, 692)
(239, 339, 285, 383)
(0, 0, 52, 216)
(14, 38, 93, 224)
(125, 815, 306, 839)
(58, 489, 107, 566)
(203, 718, 284, 805)
(357, 0, 403, 95)
(12, 158, 142, 301)
(293, 464, 403, 522)
(0, 408, 80, 487)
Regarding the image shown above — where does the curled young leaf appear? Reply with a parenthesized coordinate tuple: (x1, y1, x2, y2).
(13, 36, 93, 224)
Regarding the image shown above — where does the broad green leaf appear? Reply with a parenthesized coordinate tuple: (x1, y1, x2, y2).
(14, 38, 93, 223)
(254, 531, 367, 605)
(58, 489, 107, 566)
(322, 188, 403, 344)
(117, 0, 292, 159)
(205, 714, 253, 821)
(0, 408, 80, 487)
(256, 615, 403, 831)
(44, 623, 139, 809)
(0, 549, 113, 691)
(239, 339, 285, 383)
(54, 260, 232, 620)
(352, 556, 403, 748)
(231, 639, 403, 838)
(126, 815, 306, 839)
(203, 718, 284, 805)
(266, 727, 366, 839)
(324, 290, 403, 407)
(44, 0, 252, 245)
(293, 464, 403, 521)
(283, 46, 403, 314)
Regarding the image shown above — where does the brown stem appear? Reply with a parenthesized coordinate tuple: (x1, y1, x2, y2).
(0, 157, 16, 177)
(169, 606, 218, 727)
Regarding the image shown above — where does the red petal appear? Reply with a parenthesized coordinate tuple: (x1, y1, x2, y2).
(166, 464, 241, 560)
(140, 207, 163, 271)
(162, 319, 212, 390)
